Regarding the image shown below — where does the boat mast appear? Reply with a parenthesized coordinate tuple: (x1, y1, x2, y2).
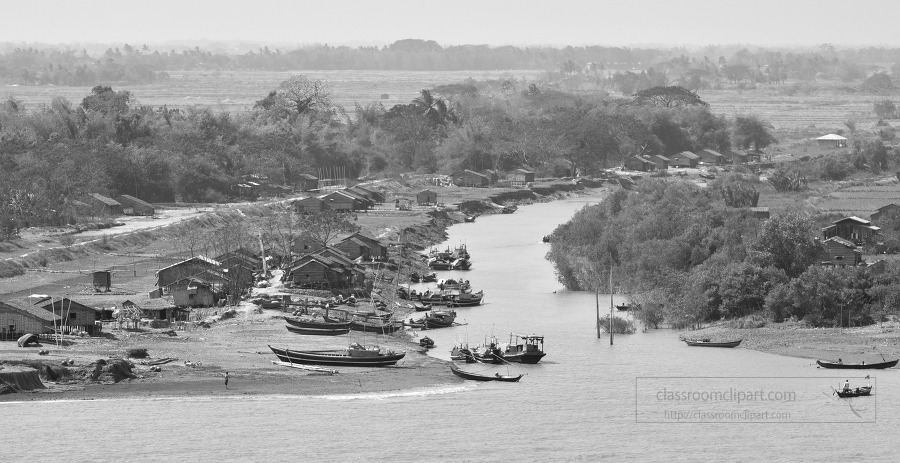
(595, 288, 601, 339)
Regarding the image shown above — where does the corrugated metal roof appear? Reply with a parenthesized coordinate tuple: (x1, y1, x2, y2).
(816, 134, 848, 140)
(156, 256, 220, 274)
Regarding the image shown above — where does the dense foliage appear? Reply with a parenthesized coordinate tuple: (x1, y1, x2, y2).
(547, 179, 900, 328)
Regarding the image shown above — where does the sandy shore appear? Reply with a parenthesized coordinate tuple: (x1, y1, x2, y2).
(1, 302, 458, 402)
(679, 320, 900, 363)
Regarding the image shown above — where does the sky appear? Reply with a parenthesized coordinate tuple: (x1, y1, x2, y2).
(3, 0, 900, 49)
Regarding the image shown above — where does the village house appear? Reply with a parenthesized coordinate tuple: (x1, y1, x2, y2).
(0, 300, 60, 340)
(115, 195, 155, 216)
(870, 203, 900, 224)
(649, 154, 670, 169)
(816, 134, 848, 148)
(216, 248, 260, 272)
(34, 297, 104, 336)
(695, 149, 726, 166)
(166, 277, 220, 307)
(670, 151, 700, 168)
(284, 254, 365, 290)
(822, 216, 881, 245)
(417, 189, 437, 206)
(338, 188, 374, 210)
(89, 193, 123, 216)
(452, 170, 490, 187)
(623, 156, 658, 172)
(155, 256, 221, 288)
(821, 236, 862, 267)
(722, 149, 750, 164)
(321, 191, 361, 211)
(292, 235, 325, 256)
(335, 233, 389, 261)
(295, 174, 319, 192)
(122, 299, 179, 321)
(348, 185, 385, 204)
(509, 168, 535, 187)
(293, 196, 331, 214)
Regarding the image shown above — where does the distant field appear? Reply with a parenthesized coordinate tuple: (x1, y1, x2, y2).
(2, 69, 546, 113)
(758, 179, 900, 216)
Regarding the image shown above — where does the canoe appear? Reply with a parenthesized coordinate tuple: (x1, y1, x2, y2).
(450, 364, 522, 382)
(269, 345, 406, 367)
(835, 386, 873, 398)
(683, 339, 742, 348)
(284, 316, 350, 330)
(817, 359, 898, 369)
(349, 319, 405, 334)
(285, 325, 350, 336)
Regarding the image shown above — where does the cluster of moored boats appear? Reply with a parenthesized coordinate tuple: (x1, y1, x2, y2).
(425, 244, 472, 270)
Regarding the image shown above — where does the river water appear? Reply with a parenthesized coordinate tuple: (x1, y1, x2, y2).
(3, 196, 898, 462)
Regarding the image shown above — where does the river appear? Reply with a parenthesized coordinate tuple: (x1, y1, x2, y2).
(3, 196, 897, 462)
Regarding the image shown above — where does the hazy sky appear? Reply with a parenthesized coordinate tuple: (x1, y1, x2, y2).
(4, 0, 900, 48)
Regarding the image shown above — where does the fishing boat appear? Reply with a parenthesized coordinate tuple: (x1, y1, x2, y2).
(835, 386, 873, 398)
(816, 359, 898, 369)
(285, 325, 350, 336)
(473, 338, 506, 364)
(349, 318, 405, 334)
(437, 279, 471, 291)
(422, 309, 457, 328)
(419, 336, 435, 349)
(269, 344, 406, 367)
(420, 272, 437, 283)
(447, 290, 483, 307)
(450, 344, 476, 363)
(683, 338, 743, 348)
(502, 334, 546, 364)
(615, 304, 630, 311)
(284, 316, 350, 330)
(450, 258, 471, 270)
(449, 364, 523, 382)
(464, 216, 476, 223)
(428, 258, 453, 270)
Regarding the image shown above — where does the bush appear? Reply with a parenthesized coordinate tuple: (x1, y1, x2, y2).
(126, 348, 149, 359)
(727, 313, 768, 329)
(598, 315, 636, 334)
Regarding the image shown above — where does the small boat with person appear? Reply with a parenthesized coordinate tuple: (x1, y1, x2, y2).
(834, 377, 874, 398)
(816, 358, 898, 369)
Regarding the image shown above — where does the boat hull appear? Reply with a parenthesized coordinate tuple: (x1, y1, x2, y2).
(503, 352, 546, 364)
(449, 364, 522, 382)
(817, 359, 898, 369)
(684, 340, 742, 348)
(269, 346, 406, 367)
(836, 386, 873, 398)
(284, 316, 351, 330)
(285, 325, 350, 336)
(349, 320, 405, 334)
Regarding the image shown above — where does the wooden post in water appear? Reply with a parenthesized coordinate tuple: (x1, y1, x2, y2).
(609, 267, 614, 345)
(595, 289, 601, 339)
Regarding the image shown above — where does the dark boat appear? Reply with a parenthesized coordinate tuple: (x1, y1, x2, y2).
(284, 316, 350, 330)
(286, 325, 350, 336)
(428, 258, 453, 270)
(420, 272, 437, 283)
(438, 278, 471, 291)
(616, 304, 630, 312)
(817, 359, 898, 369)
(409, 273, 421, 283)
(542, 235, 551, 243)
(419, 336, 435, 348)
(501, 205, 517, 214)
(450, 344, 476, 363)
(502, 334, 546, 364)
(450, 364, 523, 382)
(447, 290, 483, 307)
(422, 309, 456, 328)
(450, 258, 471, 270)
(683, 339, 743, 348)
(473, 339, 506, 364)
(835, 386, 873, 398)
(269, 344, 406, 367)
(349, 319, 405, 334)
(464, 216, 476, 223)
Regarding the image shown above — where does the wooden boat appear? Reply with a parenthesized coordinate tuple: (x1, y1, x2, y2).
(464, 216, 476, 223)
(473, 339, 506, 364)
(450, 344, 476, 363)
(615, 304, 630, 312)
(683, 339, 742, 348)
(269, 344, 406, 367)
(286, 325, 350, 336)
(816, 359, 898, 369)
(438, 279, 471, 291)
(835, 386, 873, 398)
(284, 316, 350, 330)
(501, 205, 517, 214)
(428, 258, 453, 270)
(420, 272, 437, 283)
(502, 334, 546, 364)
(450, 258, 471, 270)
(450, 364, 523, 382)
(419, 336, 435, 348)
(349, 319, 405, 334)
(423, 309, 456, 328)
(447, 290, 483, 307)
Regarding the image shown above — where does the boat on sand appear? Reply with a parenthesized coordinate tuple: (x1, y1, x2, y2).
(449, 364, 523, 382)
(268, 344, 406, 367)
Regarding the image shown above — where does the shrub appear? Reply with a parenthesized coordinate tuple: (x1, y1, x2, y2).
(598, 315, 636, 334)
(727, 313, 768, 329)
(126, 348, 149, 359)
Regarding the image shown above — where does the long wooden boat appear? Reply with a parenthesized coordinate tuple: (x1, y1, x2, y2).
(835, 386, 873, 398)
(285, 325, 350, 336)
(817, 359, 898, 369)
(447, 290, 483, 307)
(449, 364, 522, 382)
(683, 339, 742, 348)
(349, 319, 405, 334)
(269, 345, 406, 367)
(284, 316, 351, 330)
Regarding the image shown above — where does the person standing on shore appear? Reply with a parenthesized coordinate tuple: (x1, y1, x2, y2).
(225, 371, 230, 390)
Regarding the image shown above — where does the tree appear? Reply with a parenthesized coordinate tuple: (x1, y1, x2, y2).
(80, 86, 131, 116)
(256, 75, 332, 117)
(874, 100, 896, 119)
(296, 210, 359, 248)
(633, 86, 708, 108)
(732, 115, 777, 151)
(751, 212, 823, 278)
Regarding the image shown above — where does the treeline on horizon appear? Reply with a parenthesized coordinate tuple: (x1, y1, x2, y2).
(546, 179, 900, 329)
(1, 71, 785, 238)
(3, 39, 900, 86)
